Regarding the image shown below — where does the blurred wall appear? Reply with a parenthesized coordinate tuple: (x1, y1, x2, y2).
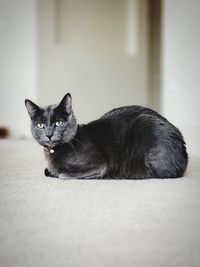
(38, 0, 150, 124)
(0, 0, 151, 137)
(162, 0, 200, 157)
(0, 0, 38, 137)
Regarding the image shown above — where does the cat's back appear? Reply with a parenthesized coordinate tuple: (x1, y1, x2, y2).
(101, 105, 166, 123)
(85, 105, 168, 146)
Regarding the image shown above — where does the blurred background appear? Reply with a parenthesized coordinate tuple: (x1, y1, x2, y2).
(0, 0, 199, 157)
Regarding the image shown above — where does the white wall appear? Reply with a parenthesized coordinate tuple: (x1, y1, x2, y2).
(162, 0, 200, 157)
(38, 0, 149, 124)
(0, 0, 38, 137)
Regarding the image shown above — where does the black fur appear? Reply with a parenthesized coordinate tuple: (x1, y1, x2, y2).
(25, 94, 188, 179)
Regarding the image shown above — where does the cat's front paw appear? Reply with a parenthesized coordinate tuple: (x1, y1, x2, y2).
(58, 173, 72, 180)
(44, 168, 58, 178)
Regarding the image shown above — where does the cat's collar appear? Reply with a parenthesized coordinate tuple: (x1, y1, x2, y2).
(44, 147, 55, 154)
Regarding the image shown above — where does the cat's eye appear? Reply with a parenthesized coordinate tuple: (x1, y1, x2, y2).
(55, 120, 63, 127)
(37, 123, 44, 129)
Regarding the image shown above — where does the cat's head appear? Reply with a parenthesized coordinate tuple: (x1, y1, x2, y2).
(25, 93, 77, 149)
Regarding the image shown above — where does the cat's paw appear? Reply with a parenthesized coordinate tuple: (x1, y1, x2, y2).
(58, 173, 72, 180)
(44, 168, 58, 178)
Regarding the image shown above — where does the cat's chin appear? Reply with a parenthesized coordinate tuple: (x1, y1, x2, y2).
(43, 141, 60, 149)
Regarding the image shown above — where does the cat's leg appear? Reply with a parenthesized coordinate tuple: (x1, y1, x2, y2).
(44, 168, 58, 178)
(58, 164, 107, 180)
(146, 148, 186, 178)
(128, 114, 187, 178)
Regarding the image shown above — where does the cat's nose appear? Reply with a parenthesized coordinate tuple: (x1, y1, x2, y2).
(46, 134, 53, 140)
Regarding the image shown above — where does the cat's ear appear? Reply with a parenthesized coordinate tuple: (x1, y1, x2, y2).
(25, 99, 40, 118)
(58, 93, 72, 114)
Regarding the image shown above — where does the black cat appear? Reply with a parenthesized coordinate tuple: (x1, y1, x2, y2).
(25, 93, 188, 179)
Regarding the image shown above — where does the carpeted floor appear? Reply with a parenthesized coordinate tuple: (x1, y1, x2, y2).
(0, 139, 200, 267)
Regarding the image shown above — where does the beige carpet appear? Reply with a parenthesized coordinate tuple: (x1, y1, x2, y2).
(0, 139, 200, 267)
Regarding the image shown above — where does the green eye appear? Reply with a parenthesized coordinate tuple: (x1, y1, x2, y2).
(37, 123, 44, 129)
(55, 120, 63, 127)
